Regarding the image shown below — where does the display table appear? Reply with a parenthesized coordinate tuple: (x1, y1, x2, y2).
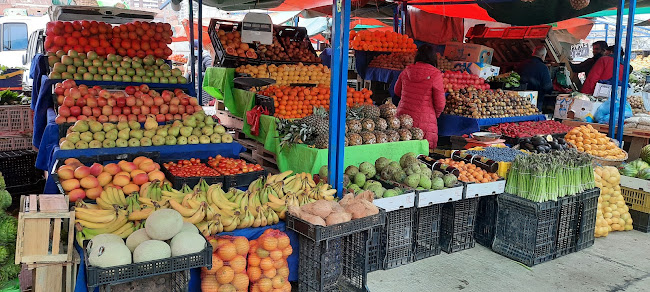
(437, 114, 547, 136)
(42, 143, 245, 194)
(561, 120, 645, 161)
(354, 51, 400, 98)
(73, 221, 298, 292)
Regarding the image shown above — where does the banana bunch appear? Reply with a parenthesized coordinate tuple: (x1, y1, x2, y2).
(140, 180, 166, 201)
(96, 186, 128, 210)
(74, 207, 134, 244)
(126, 193, 161, 221)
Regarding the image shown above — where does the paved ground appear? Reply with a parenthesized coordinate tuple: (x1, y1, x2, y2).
(367, 231, 650, 292)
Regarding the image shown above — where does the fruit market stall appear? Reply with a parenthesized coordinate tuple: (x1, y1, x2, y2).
(562, 119, 650, 161)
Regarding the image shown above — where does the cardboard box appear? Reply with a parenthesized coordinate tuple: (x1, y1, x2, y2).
(515, 91, 539, 106)
(553, 95, 601, 120)
(451, 61, 500, 79)
(444, 42, 494, 64)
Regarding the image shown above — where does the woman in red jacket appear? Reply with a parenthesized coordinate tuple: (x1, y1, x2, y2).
(394, 44, 446, 149)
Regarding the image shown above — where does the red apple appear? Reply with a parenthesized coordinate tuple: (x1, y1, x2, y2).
(140, 105, 150, 115)
(112, 107, 122, 116)
(137, 114, 146, 123)
(159, 104, 169, 114)
(86, 96, 97, 107)
(165, 113, 173, 121)
(170, 97, 180, 105)
(70, 106, 82, 117)
(67, 116, 78, 123)
(92, 107, 102, 117)
(177, 105, 185, 114)
(169, 104, 178, 114)
(122, 107, 131, 115)
(128, 114, 137, 121)
(59, 106, 71, 117)
(82, 106, 92, 117)
(126, 96, 136, 106)
(180, 98, 189, 106)
(98, 115, 108, 123)
(143, 95, 154, 107)
(125, 86, 136, 95)
(173, 114, 181, 120)
(150, 106, 159, 115)
(102, 105, 112, 116)
(55, 115, 67, 124)
(153, 96, 164, 106)
(108, 115, 119, 122)
(98, 89, 110, 99)
(118, 115, 128, 122)
(139, 84, 149, 92)
(186, 105, 195, 114)
(107, 98, 116, 107)
(116, 97, 126, 108)
(97, 97, 107, 107)
(63, 96, 75, 107)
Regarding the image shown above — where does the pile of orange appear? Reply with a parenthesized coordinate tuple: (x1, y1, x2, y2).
(256, 85, 372, 119)
(248, 229, 292, 292)
(437, 158, 500, 183)
(565, 125, 626, 159)
(350, 30, 417, 52)
(201, 235, 250, 292)
(217, 29, 258, 59)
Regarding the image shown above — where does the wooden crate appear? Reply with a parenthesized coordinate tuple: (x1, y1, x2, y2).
(24, 250, 79, 292)
(15, 195, 75, 265)
(233, 130, 279, 173)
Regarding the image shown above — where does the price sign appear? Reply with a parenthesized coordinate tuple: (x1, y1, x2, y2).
(241, 13, 273, 45)
(570, 43, 589, 59)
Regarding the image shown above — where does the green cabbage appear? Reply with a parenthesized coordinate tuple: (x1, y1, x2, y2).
(620, 163, 639, 177)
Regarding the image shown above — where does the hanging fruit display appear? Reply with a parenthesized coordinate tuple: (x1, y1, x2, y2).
(594, 166, 633, 237)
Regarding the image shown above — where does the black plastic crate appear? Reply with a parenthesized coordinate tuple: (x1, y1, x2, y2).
(0, 150, 42, 188)
(286, 210, 385, 243)
(629, 209, 650, 233)
(85, 241, 212, 288)
(225, 169, 267, 188)
(366, 225, 382, 272)
(492, 193, 559, 267)
(276, 26, 321, 65)
(380, 207, 414, 269)
(413, 203, 443, 261)
(555, 195, 580, 258)
(474, 195, 498, 247)
(159, 162, 225, 190)
(576, 188, 600, 251)
(255, 94, 275, 116)
(440, 197, 479, 253)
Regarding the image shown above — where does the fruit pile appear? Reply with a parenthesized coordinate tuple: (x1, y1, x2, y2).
(207, 156, 264, 175)
(169, 54, 188, 63)
(368, 52, 414, 71)
(216, 29, 258, 59)
(59, 111, 233, 150)
(289, 191, 378, 226)
(56, 156, 164, 202)
(516, 136, 571, 153)
(594, 166, 633, 237)
(564, 125, 626, 160)
(436, 53, 454, 72)
(236, 63, 330, 86)
(488, 120, 574, 138)
(54, 81, 198, 124)
(444, 89, 539, 118)
(202, 235, 250, 291)
(442, 71, 490, 91)
(279, 36, 321, 63)
(45, 21, 173, 58)
(350, 30, 417, 52)
(436, 158, 499, 183)
(257, 36, 290, 62)
(464, 147, 527, 162)
(629, 95, 647, 114)
(163, 159, 221, 177)
(248, 230, 292, 292)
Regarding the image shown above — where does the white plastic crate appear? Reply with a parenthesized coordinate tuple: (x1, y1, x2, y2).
(464, 179, 506, 198)
(374, 192, 416, 212)
(417, 185, 464, 207)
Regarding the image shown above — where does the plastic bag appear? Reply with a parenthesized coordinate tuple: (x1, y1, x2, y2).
(594, 96, 633, 124)
(249, 229, 292, 292)
(202, 235, 250, 291)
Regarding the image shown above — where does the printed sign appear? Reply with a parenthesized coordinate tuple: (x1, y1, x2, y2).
(571, 43, 589, 59)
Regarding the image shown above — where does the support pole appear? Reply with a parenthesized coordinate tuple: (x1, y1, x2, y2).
(617, 0, 637, 143)
(327, 0, 351, 197)
(188, 0, 196, 90)
(605, 23, 609, 43)
(608, 0, 624, 139)
(197, 0, 203, 105)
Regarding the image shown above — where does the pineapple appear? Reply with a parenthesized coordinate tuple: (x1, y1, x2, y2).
(385, 130, 400, 142)
(344, 136, 349, 146)
(410, 128, 425, 140)
(398, 129, 412, 141)
(570, 0, 589, 10)
(361, 119, 376, 132)
(347, 106, 363, 119)
(301, 107, 329, 136)
(374, 118, 388, 131)
(398, 114, 414, 129)
(278, 119, 315, 149)
(314, 134, 329, 149)
(347, 133, 363, 146)
(361, 105, 380, 119)
(346, 119, 362, 134)
(360, 132, 376, 144)
(374, 131, 388, 144)
(379, 100, 397, 118)
(387, 116, 401, 130)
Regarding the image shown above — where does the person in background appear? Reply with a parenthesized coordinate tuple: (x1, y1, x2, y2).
(571, 41, 608, 75)
(581, 46, 629, 95)
(515, 45, 553, 110)
(393, 44, 445, 149)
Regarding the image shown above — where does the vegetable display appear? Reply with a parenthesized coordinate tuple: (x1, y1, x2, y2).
(288, 191, 378, 226)
(487, 71, 521, 88)
(517, 136, 571, 153)
(505, 150, 595, 202)
(488, 120, 574, 138)
(163, 157, 263, 178)
(564, 125, 626, 160)
(443, 89, 538, 118)
(594, 166, 633, 237)
(619, 159, 650, 178)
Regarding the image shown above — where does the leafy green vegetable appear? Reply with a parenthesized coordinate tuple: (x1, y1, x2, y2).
(0, 190, 9, 211)
(0, 262, 20, 282)
(0, 215, 17, 244)
(0, 245, 11, 264)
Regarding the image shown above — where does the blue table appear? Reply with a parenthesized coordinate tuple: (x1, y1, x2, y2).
(43, 143, 245, 193)
(74, 221, 298, 292)
(437, 114, 547, 136)
(354, 51, 402, 101)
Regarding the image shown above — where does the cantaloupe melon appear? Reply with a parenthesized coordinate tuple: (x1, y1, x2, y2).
(126, 228, 151, 252)
(145, 209, 183, 240)
(133, 240, 171, 263)
(180, 222, 199, 234)
(170, 232, 205, 257)
(88, 242, 132, 268)
(88, 234, 124, 254)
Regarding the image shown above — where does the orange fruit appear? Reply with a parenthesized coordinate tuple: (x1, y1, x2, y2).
(277, 266, 290, 278)
(216, 266, 235, 284)
(248, 253, 261, 267)
(218, 284, 236, 292)
(282, 245, 293, 258)
(261, 237, 278, 251)
(218, 242, 238, 261)
(276, 235, 290, 249)
(230, 255, 247, 273)
(248, 266, 262, 282)
(232, 273, 249, 290)
(272, 275, 285, 289)
(233, 237, 250, 256)
(257, 278, 273, 292)
(263, 268, 277, 278)
(201, 276, 219, 291)
(269, 250, 283, 261)
(260, 257, 274, 271)
(273, 259, 285, 269)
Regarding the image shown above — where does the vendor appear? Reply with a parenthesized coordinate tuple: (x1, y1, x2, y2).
(571, 41, 608, 75)
(580, 46, 626, 95)
(515, 45, 553, 110)
(394, 44, 445, 149)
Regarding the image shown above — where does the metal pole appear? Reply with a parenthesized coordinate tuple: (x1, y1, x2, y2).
(188, 0, 196, 91)
(608, 0, 624, 139)
(617, 0, 636, 143)
(605, 23, 609, 43)
(197, 0, 203, 105)
(327, 0, 351, 197)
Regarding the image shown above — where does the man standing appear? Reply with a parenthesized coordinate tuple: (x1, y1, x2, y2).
(516, 45, 553, 111)
(571, 41, 608, 75)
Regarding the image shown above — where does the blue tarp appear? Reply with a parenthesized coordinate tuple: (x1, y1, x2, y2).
(437, 113, 547, 136)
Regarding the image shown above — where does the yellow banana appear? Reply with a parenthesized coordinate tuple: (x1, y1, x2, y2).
(220, 212, 238, 227)
(140, 182, 152, 198)
(213, 204, 236, 217)
(96, 197, 115, 210)
(210, 220, 223, 234)
(187, 199, 201, 210)
(128, 207, 153, 221)
(183, 204, 206, 224)
(169, 199, 201, 217)
(85, 212, 128, 234)
(271, 170, 293, 184)
(223, 217, 239, 232)
(74, 209, 116, 223)
(205, 204, 216, 221)
(196, 221, 210, 236)
(267, 191, 285, 205)
(112, 222, 135, 238)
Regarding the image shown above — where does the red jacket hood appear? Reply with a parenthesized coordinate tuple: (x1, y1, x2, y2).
(402, 62, 441, 83)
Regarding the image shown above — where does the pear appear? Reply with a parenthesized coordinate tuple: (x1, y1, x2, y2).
(71, 120, 89, 132)
(193, 112, 205, 122)
(103, 123, 116, 132)
(66, 132, 81, 144)
(143, 130, 156, 138)
(199, 135, 210, 144)
(118, 128, 131, 140)
(105, 129, 118, 141)
(88, 121, 104, 133)
(156, 128, 168, 138)
(130, 129, 144, 139)
(221, 134, 233, 143)
(89, 140, 102, 148)
(152, 135, 165, 146)
(129, 121, 141, 130)
(140, 137, 152, 147)
(165, 136, 177, 145)
(172, 120, 183, 128)
(201, 127, 214, 136)
(144, 114, 158, 130)
(204, 117, 215, 126)
(197, 121, 206, 128)
(168, 126, 180, 137)
(93, 131, 105, 142)
(80, 132, 94, 142)
(180, 127, 193, 137)
(192, 128, 202, 137)
(75, 141, 89, 149)
(117, 121, 130, 131)
(128, 138, 141, 147)
(183, 116, 197, 128)
(60, 140, 75, 150)
(210, 133, 222, 143)
(102, 139, 116, 148)
(115, 138, 128, 147)
(177, 136, 188, 145)
(214, 125, 226, 134)
(188, 135, 200, 144)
